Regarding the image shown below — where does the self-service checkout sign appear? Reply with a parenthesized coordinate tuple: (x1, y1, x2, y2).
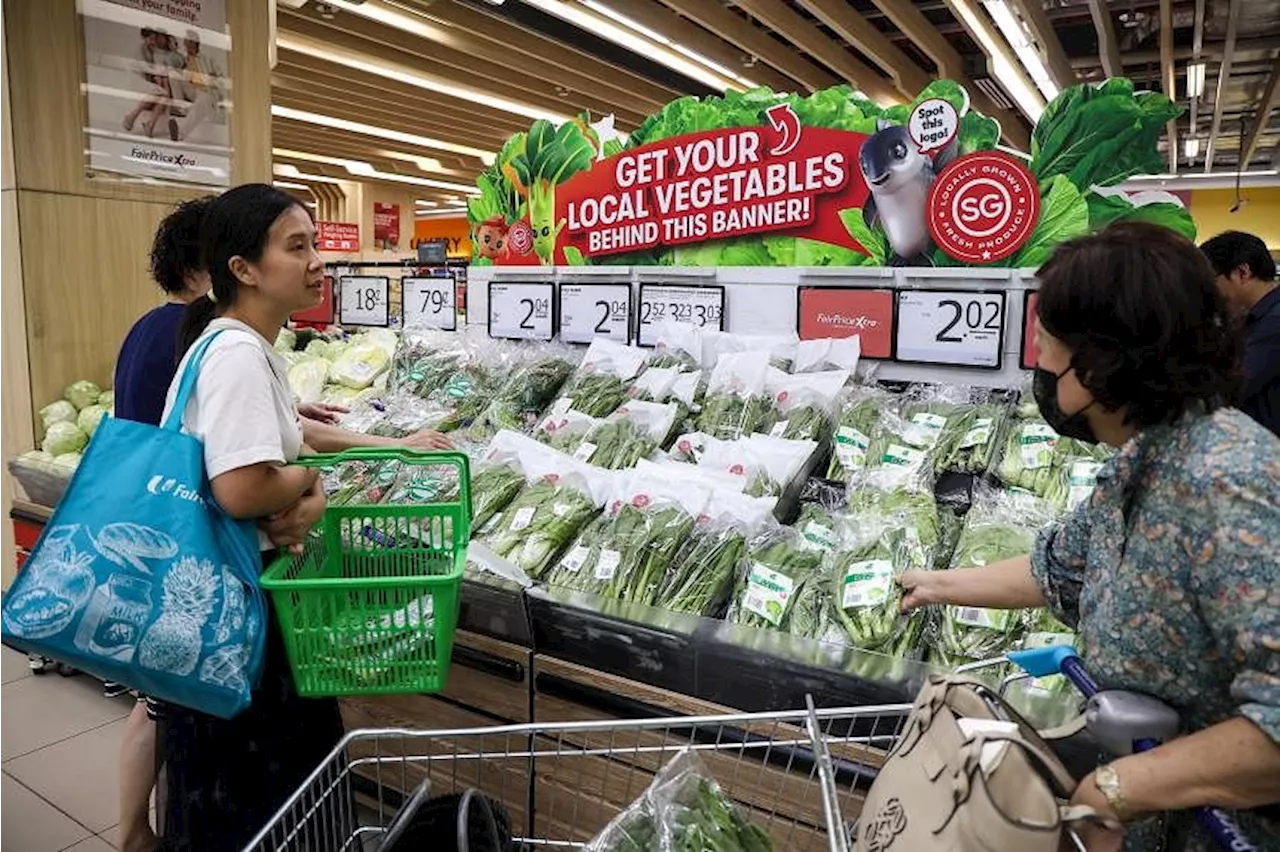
(292, 275, 334, 326)
(1021, 290, 1039, 369)
(896, 289, 1006, 369)
(796, 288, 895, 359)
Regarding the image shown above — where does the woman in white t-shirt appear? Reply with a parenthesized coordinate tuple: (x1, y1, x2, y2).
(158, 184, 343, 851)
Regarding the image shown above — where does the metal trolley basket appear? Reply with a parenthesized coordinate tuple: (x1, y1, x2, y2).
(241, 699, 918, 852)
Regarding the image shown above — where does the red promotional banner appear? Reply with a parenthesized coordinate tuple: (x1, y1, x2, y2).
(797, 287, 895, 358)
(1021, 290, 1040, 369)
(374, 202, 400, 249)
(317, 222, 359, 253)
(291, 276, 334, 327)
(548, 118, 873, 265)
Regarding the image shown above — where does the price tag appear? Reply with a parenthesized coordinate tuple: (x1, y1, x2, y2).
(488, 281, 555, 341)
(636, 284, 725, 347)
(895, 289, 1006, 368)
(559, 282, 631, 344)
(339, 276, 390, 327)
(402, 277, 457, 331)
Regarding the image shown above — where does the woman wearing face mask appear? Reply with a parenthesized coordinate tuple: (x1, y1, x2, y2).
(898, 222, 1280, 852)
(156, 184, 344, 850)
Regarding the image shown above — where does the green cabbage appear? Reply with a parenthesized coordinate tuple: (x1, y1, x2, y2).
(39, 400, 78, 431)
(275, 328, 298, 352)
(98, 390, 114, 409)
(42, 421, 88, 456)
(64, 380, 102, 411)
(76, 405, 108, 437)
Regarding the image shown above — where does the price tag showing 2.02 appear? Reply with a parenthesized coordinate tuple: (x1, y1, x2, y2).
(339, 276, 390, 327)
(559, 283, 631, 344)
(636, 284, 725, 347)
(489, 281, 555, 341)
(895, 290, 1006, 368)
(402, 276, 457, 331)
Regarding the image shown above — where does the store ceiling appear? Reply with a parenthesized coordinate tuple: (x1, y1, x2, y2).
(271, 0, 1280, 216)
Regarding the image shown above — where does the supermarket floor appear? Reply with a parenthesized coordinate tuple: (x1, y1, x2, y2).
(1, 646, 143, 851)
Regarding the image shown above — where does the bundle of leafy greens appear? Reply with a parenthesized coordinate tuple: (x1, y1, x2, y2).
(729, 527, 826, 631)
(826, 387, 893, 481)
(469, 354, 576, 437)
(479, 474, 600, 578)
(996, 415, 1113, 510)
(468, 462, 526, 533)
(697, 351, 772, 441)
(936, 402, 1012, 474)
(389, 336, 463, 398)
(758, 368, 848, 444)
(507, 120, 595, 265)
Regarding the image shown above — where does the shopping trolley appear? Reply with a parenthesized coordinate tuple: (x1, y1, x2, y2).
(240, 698, 915, 852)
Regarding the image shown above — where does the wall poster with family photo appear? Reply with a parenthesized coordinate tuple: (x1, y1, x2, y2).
(80, 0, 232, 187)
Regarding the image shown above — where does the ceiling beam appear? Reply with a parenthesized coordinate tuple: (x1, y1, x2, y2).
(790, 0, 930, 96)
(729, 0, 903, 103)
(1204, 0, 1242, 171)
(1240, 56, 1280, 168)
(1086, 0, 1124, 78)
(1069, 37, 1280, 68)
(572, 0, 797, 93)
(1159, 0, 1178, 172)
(271, 124, 481, 180)
(866, 0, 963, 79)
(943, 0, 1046, 120)
(654, 0, 841, 92)
(1187, 0, 1206, 165)
(1006, 0, 1077, 89)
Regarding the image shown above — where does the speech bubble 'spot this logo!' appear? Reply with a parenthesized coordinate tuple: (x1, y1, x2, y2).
(927, 152, 1040, 264)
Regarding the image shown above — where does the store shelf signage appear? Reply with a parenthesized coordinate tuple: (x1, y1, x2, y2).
(292, 276, 335, 326)
(895, 289, 1006, 368)
(489, 281, 555, 341)
(338, 276, 390, 328)
(318, 222, 360, 253)
(636, 284, 724, 347)
(1021, 290, 1040, 370)
(927, 153, 1041, 264)
(559, 283, 632, 345)
(796, 288, 895, 359)
(402, 277, 457, 332)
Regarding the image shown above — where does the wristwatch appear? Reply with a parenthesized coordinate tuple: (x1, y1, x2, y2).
(1093, 764, 1128, 820)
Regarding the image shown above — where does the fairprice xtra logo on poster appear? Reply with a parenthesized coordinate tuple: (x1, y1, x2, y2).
(928, 152, 1040, 263)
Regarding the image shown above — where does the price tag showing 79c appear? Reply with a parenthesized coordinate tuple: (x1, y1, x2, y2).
(402, 277, 457, 331)
(489, 281, 555, 341)
(636, 284, 725, 347)
(338, 276, 390, 327)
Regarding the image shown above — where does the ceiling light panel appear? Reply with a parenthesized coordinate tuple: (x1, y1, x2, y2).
(272, 105, 497, 164)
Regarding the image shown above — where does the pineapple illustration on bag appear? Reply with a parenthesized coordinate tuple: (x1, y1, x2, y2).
(138, 556, 219, 676)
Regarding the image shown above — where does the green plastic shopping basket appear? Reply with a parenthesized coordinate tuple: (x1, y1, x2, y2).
(260, 448, 471, 698)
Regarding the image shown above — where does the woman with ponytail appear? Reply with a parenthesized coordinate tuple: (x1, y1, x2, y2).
(157, 184, 344, 850)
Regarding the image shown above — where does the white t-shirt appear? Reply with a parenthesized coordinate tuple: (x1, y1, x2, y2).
(162, 320, 303, 548)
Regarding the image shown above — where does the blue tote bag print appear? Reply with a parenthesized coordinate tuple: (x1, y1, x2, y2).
(1, 332, 268, 719)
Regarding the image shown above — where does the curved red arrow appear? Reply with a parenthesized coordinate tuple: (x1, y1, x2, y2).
(765, 103, 802, 157)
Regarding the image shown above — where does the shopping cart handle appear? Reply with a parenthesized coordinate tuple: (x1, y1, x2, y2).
(1007, 645, 1079, 679)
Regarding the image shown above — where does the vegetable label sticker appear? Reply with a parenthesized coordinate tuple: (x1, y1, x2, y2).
(769, 419, 790, 438)
(882, 444, 925, 469)
(594, 549, 622, 581)
(562, 546, 589, 574)
(799, 521, 839, 552)
(1067, 460, 1103, 510)
(928, 152, 1041, 263)
(835, 426, 871, 470)
(842, 560, 893, 609)
(959, 417, 994, 449)
(905, 412, 948, 448)
(510, 506, 537, 532)
(573, 442, 598, 462)
(952, 605, 1011, 630)
(743, 563, 795, 626)
(1018, 423, 1058, 469)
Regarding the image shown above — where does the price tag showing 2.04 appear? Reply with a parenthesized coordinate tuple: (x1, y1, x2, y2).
(559, 283, 631, 344)
(488, 281, 555, 341)
(895, 290, 1006, 368)
(402, 276, 457, 331)
(339, 276, 390, 327)
(636, 284, 725, 347)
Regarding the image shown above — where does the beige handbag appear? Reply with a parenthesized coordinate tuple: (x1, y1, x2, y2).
(854, 674, 1114, 852)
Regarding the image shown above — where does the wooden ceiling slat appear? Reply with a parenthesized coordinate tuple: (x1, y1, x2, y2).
(655, 0, 841, 92)
(1005, 0, 1076, 90)
(1239, 56, 1280, 168)
(589, 0, 797, 93)
(271, 124, 479, 179)
(1204, 0, 1242, 171)
(280, 4, 673, 116)
(1159, 0, 1178, 172)
(790, 0, 930, 96)
(1085, 0, 1124, 79)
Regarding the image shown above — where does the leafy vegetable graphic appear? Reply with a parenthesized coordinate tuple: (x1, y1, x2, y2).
(839, 208, 887, 266)
(1085, 192, 1196, 240)
(1008, 175, 1090, 269)
(509, 120, 595, 264)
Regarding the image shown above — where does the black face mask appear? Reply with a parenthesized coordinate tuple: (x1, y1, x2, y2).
(1032, 366, 1099, 444)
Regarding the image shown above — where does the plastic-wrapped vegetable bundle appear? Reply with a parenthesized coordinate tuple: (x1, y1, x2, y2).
(383, 460, 460, 505)
(932, 491, 1053, 667)
(701, 329, 797, 373)
(550, 339, 648, 419)
(696, 351, 772, 441)
(728, 525, 825, 631)
(792, 336, 861, 376)
(479, 470, 602, 580)
(996, 414, 1112, 510)
(321, 459, 393, 507)
(758, 368, 849, 444)
(576, 402, 679, 471)
(390, 333, 464, 398)
(700, 433, 818, 500)
(936, 401, 1012, 474)
(329, 342, 392, 391)
(846, 468, 942, 565)
(287, 357, 331, 403)
(469, 351, 576, 437)
(1003, 609, 1082, 727)
(422, 361, 501, 432)
(534, 409, 601, 455)
(826, 385, 893, 481)
(626, 366, 680, 403)
(363, 393, 455, 439)
(647, 321, 703, 371)
(654, 490, 775, 616)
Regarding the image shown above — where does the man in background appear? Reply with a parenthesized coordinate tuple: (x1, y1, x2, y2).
(1200, 230, 1280, 436)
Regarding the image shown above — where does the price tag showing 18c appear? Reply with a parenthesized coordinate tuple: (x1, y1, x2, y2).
(338, 276, 390, 327)
(895, 290, 1006, 368)
(558, 283, 631, 344)
(402, 277, 457, 331)
(636, 284, 725, 347)
(488, 281, 555, 341)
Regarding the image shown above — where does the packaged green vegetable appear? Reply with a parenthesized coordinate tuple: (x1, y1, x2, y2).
(469, 353, 575, 437)
(469, 462, 525, 533)
(577, 401, 680, 470)
(550, 339, 648, 419)
(996, 416, 1113, 510)
(826, 386, 893, 481)
(696, 351, 772, 441)
(479, 473, 601, 580)
(729, 526, 825, 631)
(759, 367, 848, 443)
(936, 401, 1012, 474)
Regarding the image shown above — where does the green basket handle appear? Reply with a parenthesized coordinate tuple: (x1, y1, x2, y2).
(296, 449, 472, 526)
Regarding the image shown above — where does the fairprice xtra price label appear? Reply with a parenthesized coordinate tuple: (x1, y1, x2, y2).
(338, 276, 390, 327)
(896, 289, 1006, 368)
(636, 284, 725, 347)
(559, 282, 632, 344)
(489, 281, 555, 341)
(402, 276, 457, 331)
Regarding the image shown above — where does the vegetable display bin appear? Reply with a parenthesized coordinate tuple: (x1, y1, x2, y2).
(261, 449, 471, 697)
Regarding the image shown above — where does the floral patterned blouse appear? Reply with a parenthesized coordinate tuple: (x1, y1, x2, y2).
(1030, 408, 1279, 852)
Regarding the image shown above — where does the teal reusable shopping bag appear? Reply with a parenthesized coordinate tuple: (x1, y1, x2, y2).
(1, 332, 268, 719)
